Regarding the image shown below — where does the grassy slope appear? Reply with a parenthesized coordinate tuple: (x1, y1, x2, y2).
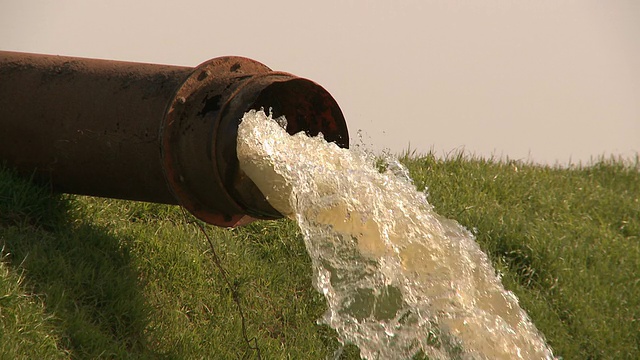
(403, 154, 639, 359)
(1, 154, 638, 359)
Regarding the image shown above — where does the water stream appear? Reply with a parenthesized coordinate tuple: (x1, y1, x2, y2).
(237, 109, 554, 359)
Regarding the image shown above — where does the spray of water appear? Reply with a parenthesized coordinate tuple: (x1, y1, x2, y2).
(237, 109, 555, 359)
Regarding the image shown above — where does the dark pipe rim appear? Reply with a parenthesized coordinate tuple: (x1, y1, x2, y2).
(161, 57, 349, 227)
(216, 73, 349, 220)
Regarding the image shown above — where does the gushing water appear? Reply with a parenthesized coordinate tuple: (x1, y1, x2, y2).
(237, 110, 554, 359)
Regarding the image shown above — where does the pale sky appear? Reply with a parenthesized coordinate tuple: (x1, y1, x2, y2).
(1, 0, 638, 165)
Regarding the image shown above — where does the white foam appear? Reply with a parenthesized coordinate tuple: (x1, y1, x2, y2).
(237, 109, 554, 359)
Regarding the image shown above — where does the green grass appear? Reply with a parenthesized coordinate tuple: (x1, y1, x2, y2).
(1, 153, 638, 359)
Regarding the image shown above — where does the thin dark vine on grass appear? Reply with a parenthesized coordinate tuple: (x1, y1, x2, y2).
(180, 208, 262, 359)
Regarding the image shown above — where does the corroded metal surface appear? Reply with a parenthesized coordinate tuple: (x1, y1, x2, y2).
(0, 51, 348, 227)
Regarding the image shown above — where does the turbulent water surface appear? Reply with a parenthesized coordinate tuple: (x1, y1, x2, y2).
(237, 110, 554, 360)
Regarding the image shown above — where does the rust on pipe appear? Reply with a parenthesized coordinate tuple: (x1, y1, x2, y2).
(0, 51, 349, 227)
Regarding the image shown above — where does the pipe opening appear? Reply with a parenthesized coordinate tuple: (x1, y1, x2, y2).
(218, 76, 349, 220)
(252, 78, 349, 147)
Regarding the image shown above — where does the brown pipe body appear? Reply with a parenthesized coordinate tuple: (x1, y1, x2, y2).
(0, 51, 348, 226)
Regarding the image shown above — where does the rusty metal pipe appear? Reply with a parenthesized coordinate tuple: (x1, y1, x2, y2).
(0, 51, 349, 227)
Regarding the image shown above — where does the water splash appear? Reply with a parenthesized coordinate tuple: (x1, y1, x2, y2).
(237, 109, 554, 359)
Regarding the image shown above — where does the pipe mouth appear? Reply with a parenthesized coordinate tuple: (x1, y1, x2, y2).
(216, 74, 349, 220)
(161, 56, 348, 227)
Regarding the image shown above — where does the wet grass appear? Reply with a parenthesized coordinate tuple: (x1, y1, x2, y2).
(1, 153, 638, 359)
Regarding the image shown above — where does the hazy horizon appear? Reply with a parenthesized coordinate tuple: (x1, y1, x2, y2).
(1, 0, 638, 165)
